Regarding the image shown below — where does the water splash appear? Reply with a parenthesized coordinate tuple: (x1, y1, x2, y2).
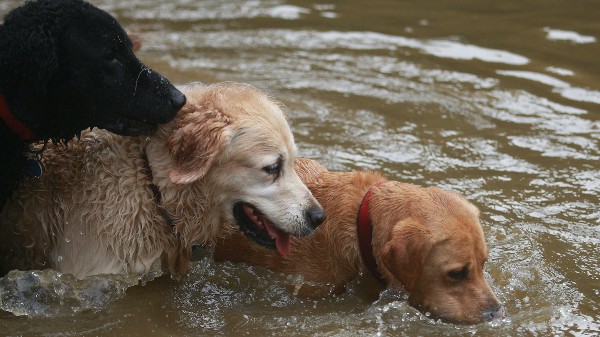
(0, 269, 160, 317)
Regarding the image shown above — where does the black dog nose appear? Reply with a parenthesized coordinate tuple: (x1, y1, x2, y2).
(305, 205, 326, 229)
(169, 87, 186, 110)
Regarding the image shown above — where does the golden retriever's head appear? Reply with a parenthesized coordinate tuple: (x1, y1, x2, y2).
(166, 82, 325, 256)
(379, 185, 505, 324)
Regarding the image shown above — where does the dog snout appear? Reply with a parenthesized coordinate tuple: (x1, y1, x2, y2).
(137, 68, 185, 123)
(152, 85, 185, 123)
(482, 304, 506, 321)
(304, 204, 326, 230)
(169, 86, 186, 111)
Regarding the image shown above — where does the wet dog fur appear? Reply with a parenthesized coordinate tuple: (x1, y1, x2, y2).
(0, 0, 185, 209)
(0, 83, 324, 279)
(214, 158, 505, 324)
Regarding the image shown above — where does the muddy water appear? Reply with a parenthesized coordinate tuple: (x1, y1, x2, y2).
(1, 0, 599, 335)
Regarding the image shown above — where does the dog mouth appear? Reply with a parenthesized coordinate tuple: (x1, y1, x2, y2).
(101, 117, 158, 136)
(233, 202, 291, 257)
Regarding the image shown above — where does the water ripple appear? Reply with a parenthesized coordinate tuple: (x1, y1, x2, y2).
(544, 27, 597, 44)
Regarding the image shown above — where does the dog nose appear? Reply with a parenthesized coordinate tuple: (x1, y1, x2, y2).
(305, 205, 326, 229)
(169, 87, 186, 110)
(482, 305, 506, 321)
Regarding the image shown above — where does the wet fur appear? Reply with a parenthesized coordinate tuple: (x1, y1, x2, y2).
(0, 82, 320, 279)
(0, 0, 184, 209)
(214, 158, 504, 324)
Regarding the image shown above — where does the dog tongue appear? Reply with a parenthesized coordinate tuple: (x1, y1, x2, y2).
(264, 221, 290, 257)
(242, 204, 291, 256)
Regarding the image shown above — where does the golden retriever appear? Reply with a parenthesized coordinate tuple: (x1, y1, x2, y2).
(214, 158, 505, 324)
(0, 82, 325, 279)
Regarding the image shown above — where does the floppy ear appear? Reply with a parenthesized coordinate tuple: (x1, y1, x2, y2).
(381, 218, 433, 292)
(294, 158, 328, 183)
(167, 108, 232, 184)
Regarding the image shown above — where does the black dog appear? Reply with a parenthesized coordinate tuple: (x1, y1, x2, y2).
(0, 0, 186, 208)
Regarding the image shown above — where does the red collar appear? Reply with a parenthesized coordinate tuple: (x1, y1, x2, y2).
(356, 180, 385, 283)
(0, 94, 35, 141)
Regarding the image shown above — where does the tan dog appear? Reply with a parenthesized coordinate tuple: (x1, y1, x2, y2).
(214, 158, 505, 324)
(0, 83, 324, 279)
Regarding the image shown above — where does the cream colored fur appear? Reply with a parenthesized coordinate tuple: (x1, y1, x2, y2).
(0, 82, 322, 279)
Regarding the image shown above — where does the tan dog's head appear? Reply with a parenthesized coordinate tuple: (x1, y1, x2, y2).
(166, 82, 325, 256)
(379, 185, 504, 324)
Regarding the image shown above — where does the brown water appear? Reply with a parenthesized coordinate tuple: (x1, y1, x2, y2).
(1, 0, 599, 336)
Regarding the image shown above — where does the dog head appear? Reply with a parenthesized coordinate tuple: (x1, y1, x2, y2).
(0, 0, 185, 139)
(166, 83, 325, 256)
(378, 185, 505, 324)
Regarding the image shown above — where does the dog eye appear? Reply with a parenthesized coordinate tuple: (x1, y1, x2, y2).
(447, 267, 469, 281)
(262, 163, 280, 176)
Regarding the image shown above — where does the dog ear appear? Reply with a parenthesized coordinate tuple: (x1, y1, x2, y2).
(294, 158, 328, 183)
(167, 108, 232, 184)
(127, 32, 143, 53)
(381, 218, 433, 292)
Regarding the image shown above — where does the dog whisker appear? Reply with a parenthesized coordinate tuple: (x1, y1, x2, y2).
(133, 66, 150, 96)
(1, 82, 311, 282)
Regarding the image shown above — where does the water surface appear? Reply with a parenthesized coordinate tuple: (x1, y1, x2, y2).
(1, 0, 599, 336)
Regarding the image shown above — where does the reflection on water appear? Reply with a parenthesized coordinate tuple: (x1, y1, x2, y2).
(543, 27, 597, 44)
(497, 70, 600, 105)
(1, 0, 599, 335)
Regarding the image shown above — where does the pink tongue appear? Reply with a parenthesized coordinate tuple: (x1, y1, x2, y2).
(264, 221, 290, 257)
(243, 204, 291, 256)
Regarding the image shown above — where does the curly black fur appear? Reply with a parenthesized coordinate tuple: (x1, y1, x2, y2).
(0, 0, 186, 209)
